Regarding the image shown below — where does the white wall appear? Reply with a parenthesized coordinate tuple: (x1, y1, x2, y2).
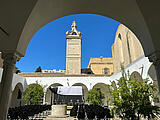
(0, 56, 152, 93)
(25, 56, 153, 92)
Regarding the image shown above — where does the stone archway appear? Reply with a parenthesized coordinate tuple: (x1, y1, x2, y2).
(148, 64, 157, 84)
(130, 71, 143, 82)
(45, 83, 63, 105)
(72, 83, 88, 101)
(15, 1, 155, 58)
(147, 64, 160, 105)
(93, 83, 111, 106)
(0, 1, 156, 58)
(10, 83, 23, 107)
(1, 1, 160, 119)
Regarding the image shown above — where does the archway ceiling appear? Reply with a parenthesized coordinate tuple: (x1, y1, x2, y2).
(0, 0, 37, 56)
(0, 0, 159, 57)
(136, 0, 160, 55)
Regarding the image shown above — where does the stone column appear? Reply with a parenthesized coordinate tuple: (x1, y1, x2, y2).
(0, 52, 19, 120)
(148, 51, 160, 92)
(43, 92, 46, 104)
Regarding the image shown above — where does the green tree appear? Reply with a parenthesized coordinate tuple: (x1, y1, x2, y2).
(86, 88, 105, 105)
(35, 66, 42, 72)
(110, 69, 160, 120)
(23, 83, 44, 105)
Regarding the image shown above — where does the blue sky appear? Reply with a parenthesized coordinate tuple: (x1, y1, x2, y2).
(16, 14, 120, 72)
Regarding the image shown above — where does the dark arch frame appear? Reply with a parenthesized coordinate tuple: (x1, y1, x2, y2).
(10, 83, 23, 107)
(72, 83, 88, 101)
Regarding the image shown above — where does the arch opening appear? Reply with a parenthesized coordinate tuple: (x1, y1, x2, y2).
(93, 83, 111, 106)
(147, 64, 160, 104)
(45, 83, 63, 105)
(18, 5, 154, 59)
(72, 83, 88, 102)
(10, 83, 23, 107)
(18, 13, 146, 76)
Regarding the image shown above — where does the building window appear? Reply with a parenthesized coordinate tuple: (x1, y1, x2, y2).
(118, 33, 122, 40)
(104, 68, 110, 75)
(72, 32, 77, 35)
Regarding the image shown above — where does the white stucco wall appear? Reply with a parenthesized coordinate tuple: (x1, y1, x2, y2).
(110, 56, 152, 80)
(25, 76, 111, 92)
(0, 56, 152, 93)
(24, 56, 153, 92)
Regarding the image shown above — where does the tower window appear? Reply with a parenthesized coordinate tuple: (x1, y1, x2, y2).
(72, 32, 77, 35)
(104, 68, 110, 75)
(118, 33, 122, 40)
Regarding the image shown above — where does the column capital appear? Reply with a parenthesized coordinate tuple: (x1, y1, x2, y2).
(1, 52, 20, 68)
(148, 51, 160, 66)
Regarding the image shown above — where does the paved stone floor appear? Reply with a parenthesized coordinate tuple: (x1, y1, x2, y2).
(44, 117, 77, 120)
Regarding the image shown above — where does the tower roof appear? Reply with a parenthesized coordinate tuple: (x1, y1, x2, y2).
(66, 21, 81, 36)
(71, 21, 77, 29)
